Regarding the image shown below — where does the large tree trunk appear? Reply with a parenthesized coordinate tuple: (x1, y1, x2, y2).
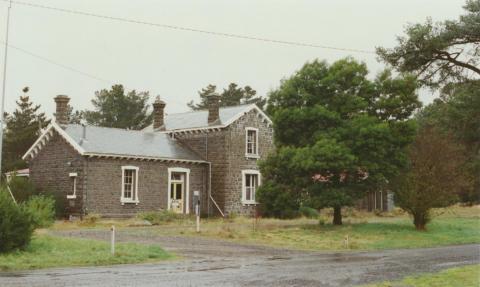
(333, 206, 342, 225)
(413, 212, 427, 231)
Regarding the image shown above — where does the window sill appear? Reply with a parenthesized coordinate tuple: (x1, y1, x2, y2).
(121, 200, 139, 205)
(242, 201, 258, 205)
(245, 154, 260, 159)
(66, 195, 76, 199)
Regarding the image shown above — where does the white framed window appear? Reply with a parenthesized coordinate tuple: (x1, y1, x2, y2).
(245, 127, 259, 158)
(67, 172, 77, 199)
(121, 166, 139, 204)
(242, 170, 261, 204)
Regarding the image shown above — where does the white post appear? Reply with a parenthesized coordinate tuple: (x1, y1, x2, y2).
(252, 206, 257, 232)
(344, 235, 349, 249)
(196, 206, 200, 233)
(380, 191, 383, 211)
(194, 190, 200, 233)
(110, 225, 115, 256)
(0, 0, 13, 176)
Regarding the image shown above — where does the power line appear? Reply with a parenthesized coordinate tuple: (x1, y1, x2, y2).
(2, 41, 188, 107)
(0, 0, 376, 54)
(4, 42, 110, 83)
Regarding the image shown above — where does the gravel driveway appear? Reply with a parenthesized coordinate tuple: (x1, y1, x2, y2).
(0, 229, 478, 287)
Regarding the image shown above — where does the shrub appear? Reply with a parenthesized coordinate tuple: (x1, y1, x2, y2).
(22, 195, 55, 228)
(0, 190, 34, 253)
(79, 213, 101, 226)
(225, 212, 238, 222)
(7, 178, 65, 219)
(371, 209, 380, 216)
(8, 177, 39, 203)
(318, 217, 326, 226)
(343, 207, 361, 218)
(257, 181, 300, 219)
(299, 206, 319, 218)
(137, 210, 183, 225)
(42, 190, 66, 219)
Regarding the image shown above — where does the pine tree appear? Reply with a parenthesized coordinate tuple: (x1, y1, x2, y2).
(83, 84, 152, 130)
(2, 88, 50, 173)
(377, 0, 480, 88)
(66, 105, 84, 124)
(187, 83, 266, 110)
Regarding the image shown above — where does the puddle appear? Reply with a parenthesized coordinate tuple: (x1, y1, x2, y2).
(187, 265, 241, 272)
(0, 272, 27, 278)
(267, 256, 291, 261)
(330, 255, 377, 263)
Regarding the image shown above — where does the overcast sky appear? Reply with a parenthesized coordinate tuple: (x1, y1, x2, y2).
(0, 0, 465, 117)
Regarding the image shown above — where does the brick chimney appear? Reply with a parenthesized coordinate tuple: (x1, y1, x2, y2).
(54, 95, 70, 128)
(207, 93, 221, 125)
(152, 96, 166, 131)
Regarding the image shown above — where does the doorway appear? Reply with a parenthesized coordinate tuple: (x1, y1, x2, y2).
(167, 168, 190, 214)
(170, 172, 185, 213)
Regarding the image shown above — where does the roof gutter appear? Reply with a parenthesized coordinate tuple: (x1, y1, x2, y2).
(162, 125, 225, 134)
(83, 152, 208, 164)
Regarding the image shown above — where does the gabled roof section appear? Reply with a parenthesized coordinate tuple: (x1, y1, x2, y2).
(23, 122, 206, 163)
(143, 104, 272, 132)
(22, 122, 85, 161)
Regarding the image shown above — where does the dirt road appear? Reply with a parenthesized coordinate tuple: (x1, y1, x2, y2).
(0, 229, 478, 287)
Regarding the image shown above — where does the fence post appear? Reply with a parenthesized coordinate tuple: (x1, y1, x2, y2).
(111, 225, 115, 256)
(194, 190, 200, 233)
(196, 204, 200, 233)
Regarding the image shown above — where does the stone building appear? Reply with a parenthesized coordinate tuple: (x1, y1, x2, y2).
(23, 95, 273, 217)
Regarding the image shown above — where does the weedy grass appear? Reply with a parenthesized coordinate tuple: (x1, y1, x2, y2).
(145, 205, 480, 251)
(0, 235, 173, 271)
(364, 264, 480, 287)
(50, 205, 480, 252)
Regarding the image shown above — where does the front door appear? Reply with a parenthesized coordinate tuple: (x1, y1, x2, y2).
(170, 172, 185, 213)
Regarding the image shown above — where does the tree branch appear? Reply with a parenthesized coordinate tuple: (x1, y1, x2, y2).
(434, 49, 480, 75)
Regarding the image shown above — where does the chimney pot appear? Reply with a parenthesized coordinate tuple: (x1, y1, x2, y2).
(153, 96, 166, 131)
(207, 93, 221, 125)
(54, 95, 70, 128)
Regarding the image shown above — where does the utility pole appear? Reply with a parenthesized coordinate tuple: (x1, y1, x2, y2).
(0, 0, 13, 177)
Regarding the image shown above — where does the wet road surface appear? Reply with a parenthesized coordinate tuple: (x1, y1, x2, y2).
(0, 229, 478, 287)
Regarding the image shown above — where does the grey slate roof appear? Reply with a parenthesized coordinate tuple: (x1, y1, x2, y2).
(64, 124, 205, 161)
(143, 104, 252, 132)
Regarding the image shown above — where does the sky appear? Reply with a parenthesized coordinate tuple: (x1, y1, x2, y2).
(0, 0, 466, 117)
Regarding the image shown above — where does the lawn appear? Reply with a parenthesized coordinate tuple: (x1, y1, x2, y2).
(51, 205, 480, 252)
(152, 217, 480, 251)
(0, 234, 173, 271)
(136, 205, 480, 251)
(364, 264, 480, 287)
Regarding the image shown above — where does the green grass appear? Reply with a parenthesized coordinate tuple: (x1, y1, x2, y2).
(50, 205, 480, 252)
(193, 217, 480, 251)
(365, 264, 480, 287)
(0, 235, 173, 271)
(138, 206, 480, 251)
